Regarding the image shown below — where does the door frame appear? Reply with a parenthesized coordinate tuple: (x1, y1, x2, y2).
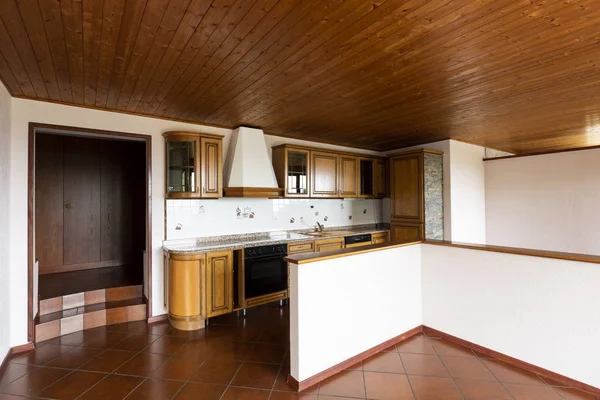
(27, 122, 153, 342)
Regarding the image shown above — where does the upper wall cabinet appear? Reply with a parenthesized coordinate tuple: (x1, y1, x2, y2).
(312, 151, 339, 197)
(164, 131, 224, 199)
(272, 144, 386, 199)
(272, 146, 310, 198)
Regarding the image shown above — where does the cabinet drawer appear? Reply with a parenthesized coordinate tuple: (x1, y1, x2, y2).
(288, 242, 314, 254)
(371, 232, 390, 244)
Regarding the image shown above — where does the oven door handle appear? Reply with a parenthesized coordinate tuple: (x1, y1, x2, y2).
(244, 254, 288, 261)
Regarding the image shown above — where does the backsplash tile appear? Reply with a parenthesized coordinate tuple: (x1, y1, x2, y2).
(166, 198, 385, 239)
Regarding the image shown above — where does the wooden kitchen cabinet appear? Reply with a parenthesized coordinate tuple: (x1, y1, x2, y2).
(371, 231, 390, 244)
(311, 151, 339, 197)
(314, 237, 344, 252)
(200, 137, 223, 198)
(272, 145, 310, 197)
(205, 251, 234, 318)
(389, 149, 444, 242)
(339, 155, 359, 197)
(166, 249, 233, 330)
(288, 241, 315, 255)
(163, 131, 224, 199)
(374, 158, 388, 198)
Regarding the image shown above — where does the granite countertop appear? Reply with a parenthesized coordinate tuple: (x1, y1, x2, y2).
(163, 224, 390, 255)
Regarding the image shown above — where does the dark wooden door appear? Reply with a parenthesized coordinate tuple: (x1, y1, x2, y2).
(63, 137, 102, 266)
(35, 134, 64, 272)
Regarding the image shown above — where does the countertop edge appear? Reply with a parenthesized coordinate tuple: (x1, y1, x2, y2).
(285, 241, 422, 264)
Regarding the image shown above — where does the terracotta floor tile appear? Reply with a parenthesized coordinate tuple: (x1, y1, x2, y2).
(0, 363, 35, 389)
(81, 330, 129, 348)
(46, 331, 86, 346)
(10, 344, 74, 366)
(145, 335, 189, 355)
(408, 375, 463, 400)
(400, 353, 450, 377)
(346, 361, 363, 370)
(115, 352, 169, 376)
(46, 347, 104, 369)
(454, 379, 513, 400)
(151, 355, 204, 381)
(79, 349, 136, 372)
(110, 333, 159, 351)
(364, 371, 414, 399)
(77, 374, 143, 400)
(318, 370, 366, 398)
(269, 391, 318, 399)
(172, 382, 227, 400)
(125, 378, 185, 400)
(0, 394, 31, 399)
(37, 371, 106, 400)
(209, 341, 255, 361)
(441, 356, 497, 381)
(396, 334, 436, 354)
(1, 366, 70, 396)
(231, 361, 280, 389)
(504, 383, 564, 400)
(431, 338, 477, 358)
(220, 386, 271, 400)
(189, 358, 241, 384)
(552, 387, 600, 400)
(246, 343, 286, 364)
(363, 351, 406, 373)
(318, 397, 363, 400)
(174, 338, 219, 358)
(482, 359, 547, 385)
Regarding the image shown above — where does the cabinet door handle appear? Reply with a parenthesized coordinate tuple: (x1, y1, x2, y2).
(65, 203, 72, 209)
(202, 186, 206, 194)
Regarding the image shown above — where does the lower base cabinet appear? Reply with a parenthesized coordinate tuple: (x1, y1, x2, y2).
(166, 250, 233, 331)
(391, 222, 423, 243)
(371, 231, 390, 244)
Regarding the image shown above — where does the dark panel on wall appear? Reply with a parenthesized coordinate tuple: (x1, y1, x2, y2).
(35, 134, 64, 271)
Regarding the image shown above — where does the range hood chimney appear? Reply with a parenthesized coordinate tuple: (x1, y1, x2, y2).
(223, 127, 283, 198)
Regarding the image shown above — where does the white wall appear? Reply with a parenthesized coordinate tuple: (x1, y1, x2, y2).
(448, 140, 486, 243)
(485, 149, 600, 255)
(7, 98, 385, 347)
(422, 244, 600, 389)
(388, 139, 487, 243)
(289, 245, 422, 381)
(0, 82, 12, 358)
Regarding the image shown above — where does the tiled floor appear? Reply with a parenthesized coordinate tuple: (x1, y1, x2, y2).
(0, 303, 597, 399)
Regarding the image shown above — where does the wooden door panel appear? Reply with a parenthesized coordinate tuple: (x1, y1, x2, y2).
(206, 251, 233, 317)
(35, 134, 64, 271)
(374, 159, 387, 198)
(339, 156, 358, 197)
(201, 137, 222, 198)
(391, 155, 423, 220)
(314, 238, 344, 252)
(63, 136, 101, 265)
(311, 151, 338, 197)
(100, 141, 132, 263)
(391, 223, 423, 243)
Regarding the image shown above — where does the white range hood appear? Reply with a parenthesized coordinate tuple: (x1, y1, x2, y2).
(223, 127, 283, 198)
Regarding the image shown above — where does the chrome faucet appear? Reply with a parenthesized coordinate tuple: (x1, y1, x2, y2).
(316, 221, 325, 232)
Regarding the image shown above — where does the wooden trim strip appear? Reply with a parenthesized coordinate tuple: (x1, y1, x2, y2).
(0, 343, 35, 379)
(387, 148, 444, 157)
(148, 313, 168, 324)
(285, 240, 420, 264)
(223, 187, 284, 198)
(271, 143, 386, 159)
(424, 240, 600, 265)
(288, 325, 423, 392)
(422, 326, 600, 396)
(40, 260, 126, 275)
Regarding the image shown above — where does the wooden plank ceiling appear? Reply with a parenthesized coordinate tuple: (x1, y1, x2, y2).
(1, 0, 599, 153)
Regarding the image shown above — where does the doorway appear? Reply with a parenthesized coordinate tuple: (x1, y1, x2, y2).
(27, 123, 152, 342)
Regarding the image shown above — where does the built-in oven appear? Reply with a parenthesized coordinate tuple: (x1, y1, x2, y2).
(345, 233, 372, 248)
(239, 244, 288, 307)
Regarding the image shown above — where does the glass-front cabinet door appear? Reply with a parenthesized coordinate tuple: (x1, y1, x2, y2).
(166, 135, 200, 198)
(286, 149, 309, 196)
